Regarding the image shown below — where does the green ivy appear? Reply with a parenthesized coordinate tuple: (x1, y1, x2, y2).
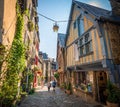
(24, 9, 30, 19)
(0, 3, 26, 107)
(54, 72, 59, 79)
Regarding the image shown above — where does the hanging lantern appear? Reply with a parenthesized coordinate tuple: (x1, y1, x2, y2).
(53, 23, 59, 32)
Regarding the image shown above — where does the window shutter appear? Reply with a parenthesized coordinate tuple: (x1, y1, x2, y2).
(74, 43, 79, 61)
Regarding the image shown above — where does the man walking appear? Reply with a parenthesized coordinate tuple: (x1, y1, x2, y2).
(52, 80, 56, 91)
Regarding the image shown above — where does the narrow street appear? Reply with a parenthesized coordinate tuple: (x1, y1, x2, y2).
(18, 85, 104, 107)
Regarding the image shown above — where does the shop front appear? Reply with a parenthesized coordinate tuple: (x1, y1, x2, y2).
(67, 61, 109, 103)
(73, 70, 108, 103)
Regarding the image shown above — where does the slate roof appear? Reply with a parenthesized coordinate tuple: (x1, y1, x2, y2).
(65, 0, 120, 45)
(74, 0, 120, 22)
(57, 33, 66, 48)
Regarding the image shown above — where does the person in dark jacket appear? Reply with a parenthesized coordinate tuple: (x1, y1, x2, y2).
(52, 80, 56, 91)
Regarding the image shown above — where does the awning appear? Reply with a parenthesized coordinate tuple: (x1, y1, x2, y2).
(67, 60, 108, 72)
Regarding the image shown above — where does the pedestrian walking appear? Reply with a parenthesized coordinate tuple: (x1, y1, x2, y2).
(52, 80, 56, 91)
(47, 82, 51, 91)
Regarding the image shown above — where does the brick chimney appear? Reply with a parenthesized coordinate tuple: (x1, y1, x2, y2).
(109, 0, 120, 16)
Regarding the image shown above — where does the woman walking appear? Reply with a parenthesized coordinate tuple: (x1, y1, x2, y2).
(47, 82, 51, 91)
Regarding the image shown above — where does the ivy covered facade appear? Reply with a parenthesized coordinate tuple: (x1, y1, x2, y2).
(0, 0, 40, 106)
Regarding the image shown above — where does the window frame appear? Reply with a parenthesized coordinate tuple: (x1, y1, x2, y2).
(77, 15, 85, 37)
(78, 32, 93, 57)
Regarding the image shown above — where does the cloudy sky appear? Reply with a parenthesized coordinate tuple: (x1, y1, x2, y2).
(38, 0, 111, 59)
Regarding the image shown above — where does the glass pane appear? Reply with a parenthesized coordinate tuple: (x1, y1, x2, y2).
(78, 18, 84, 36)
(80, 19, 84, 35)
(79, 38, 83, 46)
(85, 33, 89, 42)
(80, 46, 84, 55)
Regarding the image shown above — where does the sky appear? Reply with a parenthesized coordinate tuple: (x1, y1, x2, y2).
(38, 0, 111, 59)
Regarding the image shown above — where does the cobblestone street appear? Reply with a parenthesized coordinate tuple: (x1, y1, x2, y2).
(18, 85, 105, 107)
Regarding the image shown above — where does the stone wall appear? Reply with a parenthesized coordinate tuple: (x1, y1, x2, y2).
(105, 22, 120, 64)
(73, 87, 95, 103)
(110, 0, 120, 16)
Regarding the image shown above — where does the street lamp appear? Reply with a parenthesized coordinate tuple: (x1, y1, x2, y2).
(53, 22, 59, 32)
(36, 12, 70, 32)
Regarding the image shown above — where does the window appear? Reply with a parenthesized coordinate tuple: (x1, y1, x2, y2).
(75, 72, 92, 92)
(85, 33, 89, 43)
(79, 38, 83, 46)
(78, 17, 84, 36)
(80, 46, 84, 55)
(85, 42, 91, 54)
(78, 32, 92, 56)
(77, 72, 86, 85)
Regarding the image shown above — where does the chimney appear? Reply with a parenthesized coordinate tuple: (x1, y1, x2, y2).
(109, 0, 120, 16)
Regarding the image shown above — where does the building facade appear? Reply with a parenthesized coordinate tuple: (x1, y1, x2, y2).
(64, 0, 120, 103)
(0, 0, 17, 88)
(56, 33, 66, 86)
(0, 0, 40, 96)
(41, 52, 57, 83)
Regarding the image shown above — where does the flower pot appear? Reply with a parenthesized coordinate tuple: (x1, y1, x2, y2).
(66, 90, 71, 95)
(106, 101, 119, 107)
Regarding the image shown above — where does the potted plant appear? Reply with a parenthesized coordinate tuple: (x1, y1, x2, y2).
(106, 81, 120, 107)
(60, 83, 65, 90)
(66, 82, 71, 95)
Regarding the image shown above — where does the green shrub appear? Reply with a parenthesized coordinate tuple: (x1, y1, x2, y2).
(106, 80, 120, 103)
(66, 82, 71, 90)
(29, 88, 35, 95)
(54, 72, 59, 79)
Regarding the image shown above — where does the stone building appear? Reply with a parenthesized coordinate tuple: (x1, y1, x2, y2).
(41, 52, 57, 83)
(16, 0, 40, 89)
(50, 58, 57, 81)
(42, 52, 49, 82)
(64, 0, 120, 104)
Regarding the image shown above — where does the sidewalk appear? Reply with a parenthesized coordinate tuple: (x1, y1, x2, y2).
(19, 85, 105, 107)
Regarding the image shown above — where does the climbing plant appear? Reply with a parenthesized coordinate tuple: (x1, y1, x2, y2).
(54, 72, 59, 79)
(0, 3, 26, 107)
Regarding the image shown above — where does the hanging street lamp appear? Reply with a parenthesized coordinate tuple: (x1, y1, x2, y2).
(53, 22, 59, 32)
(37, 12, 68, 32)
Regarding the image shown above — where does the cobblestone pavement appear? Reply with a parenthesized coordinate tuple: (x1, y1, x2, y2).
(18, 85, 105, 107)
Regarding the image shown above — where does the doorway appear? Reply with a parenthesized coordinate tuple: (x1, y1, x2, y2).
(96, 71, 107, 103)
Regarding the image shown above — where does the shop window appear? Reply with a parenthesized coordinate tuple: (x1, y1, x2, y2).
(75, 72, 92, 92)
